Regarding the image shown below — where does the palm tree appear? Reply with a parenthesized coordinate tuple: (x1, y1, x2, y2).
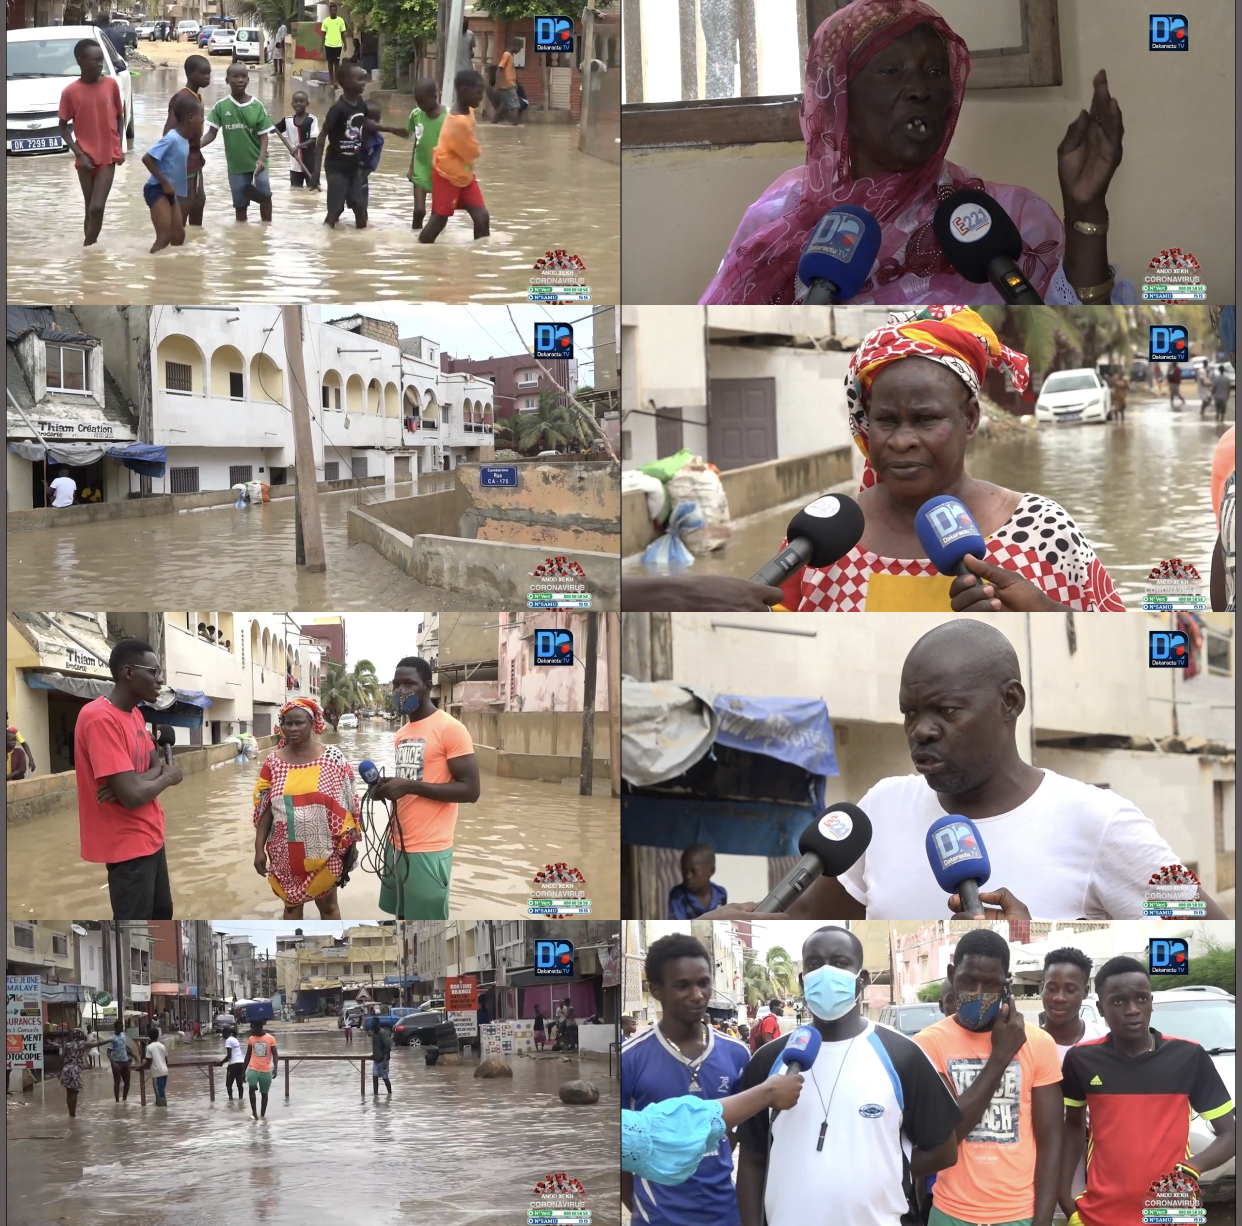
(764, 947, 798, 1001)
(254, 0, 312, 30)
(743, 953, 776, 1008)
(513, 388, 592, 455)
(976, 306, 1082, 376)
(351, 659, 383, 711)
(318, 662, 357, 731)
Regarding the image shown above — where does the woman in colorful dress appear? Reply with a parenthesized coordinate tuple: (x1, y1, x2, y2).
(253, 697, 361, 919)
(702, 0, 1129, 307)
(775, 307, 1127, 612)
(56, 1026, 111, 1118)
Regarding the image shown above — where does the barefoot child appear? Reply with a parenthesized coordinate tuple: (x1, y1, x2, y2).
(405, 78, 445, 230)
(165, 55, 211, 225)
(419, 70, 489, 245)
(313, 62, 407, 230)
(57, 39, 126, 246)
(201, 62, 275, 223)
(274, 90, 319, 187)
(242, 1018, 278, 1120)
(142, 93, 202, 253)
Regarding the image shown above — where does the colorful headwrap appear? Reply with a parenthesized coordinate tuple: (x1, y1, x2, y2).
(278, 697, 325, 743)
(700, 0, 1064, 305)
(844, 306, 1032, 489)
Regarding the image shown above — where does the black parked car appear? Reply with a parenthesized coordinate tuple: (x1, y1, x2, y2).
(103, 20, 138, 53)
(392, 1010, 446, 1047)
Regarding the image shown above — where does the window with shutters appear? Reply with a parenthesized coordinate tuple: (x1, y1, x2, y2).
(165, 361, 192, 393)
(324, 461, 340, 482)
(229, 465, 254, 486)
(352, 456, 368, 480)
(169, 467, 200, 493)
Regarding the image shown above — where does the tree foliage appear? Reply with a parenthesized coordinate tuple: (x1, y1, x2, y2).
(318, 659, 384, 729)
(347, 0, 437, 57)
(511, 387, 593, 454)
(253, 0, 314, 29)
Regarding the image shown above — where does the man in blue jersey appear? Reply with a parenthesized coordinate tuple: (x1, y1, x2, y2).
(622, 933, 751, 1226)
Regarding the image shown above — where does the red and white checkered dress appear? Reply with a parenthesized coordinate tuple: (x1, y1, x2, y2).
(788, 493, 1127, 611)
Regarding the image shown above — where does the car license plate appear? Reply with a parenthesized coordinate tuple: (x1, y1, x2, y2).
(10, 135, 63, 151)
(1055, 410, 1082, 422)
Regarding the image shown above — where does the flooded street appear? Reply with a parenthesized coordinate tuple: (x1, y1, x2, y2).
(7, 483, 499, 610)
(626, 397, 1232, 609)
(6, 1021, 620, 1226)
(6, 723, 619, 919)
(7, 62, 619, 304)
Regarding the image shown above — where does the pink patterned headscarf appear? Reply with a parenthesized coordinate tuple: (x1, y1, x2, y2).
(700, 0, 1064, 306)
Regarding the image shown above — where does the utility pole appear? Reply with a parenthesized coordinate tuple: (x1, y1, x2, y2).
(605, 613, 621, 798)
(281, 305, 327, 573)
(442, 0, 465, 110)
(579, 612, 599, 796)
(114, 921, 126, 1029)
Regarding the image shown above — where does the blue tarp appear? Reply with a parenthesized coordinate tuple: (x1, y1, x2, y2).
(107, 443, 167, 478)
(140, 690, 211, 730)
(712, 694, 837, 780)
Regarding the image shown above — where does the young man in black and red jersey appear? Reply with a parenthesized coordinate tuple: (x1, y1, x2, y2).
(1060, 956, 1235, 1226)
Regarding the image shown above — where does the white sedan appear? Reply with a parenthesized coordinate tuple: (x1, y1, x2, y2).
(1034, 368, 1113, 425)
(7, 25, 134, 155)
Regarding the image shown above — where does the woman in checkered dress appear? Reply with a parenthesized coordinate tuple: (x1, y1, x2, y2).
(776, 307, 1126, 613)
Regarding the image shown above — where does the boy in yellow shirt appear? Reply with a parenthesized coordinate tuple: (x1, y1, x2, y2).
(418, 70, 490, 244)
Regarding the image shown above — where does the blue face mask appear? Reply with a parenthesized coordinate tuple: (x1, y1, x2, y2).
(955, 989, 1004, 1031)
(803, 963, 861, 1022)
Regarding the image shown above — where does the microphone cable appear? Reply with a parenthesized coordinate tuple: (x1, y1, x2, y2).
(355, 765, 413, 920)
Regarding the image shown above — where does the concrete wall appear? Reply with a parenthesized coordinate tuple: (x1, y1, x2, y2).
(622, 0, 1235, 304)
(346, 514, 621, 609)
(457, 461, 621, 554)
(462, 710, 614, 760)
(437, 613, 502, 667)
(370, 485, 472, 541)
(5, 735, 279, 824)
(471, 742, 612, 783)
(6, 475, 386, 531)
(622, 445, 855, 556)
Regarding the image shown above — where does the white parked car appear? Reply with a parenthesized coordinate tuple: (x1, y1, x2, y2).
(337, 713, 359, 730)
(207, 27, 236, 55)
(1148, 986, 1235, 1202)
(176, 20, 201, 38)
(1034, 368, 1113, 425)
(7, 25, 134, 155)
(137, 20, 157, 39)
(232, 27, 263, 63)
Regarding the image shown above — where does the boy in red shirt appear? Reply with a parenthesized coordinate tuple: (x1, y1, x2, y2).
(74, 639, 184, 919)
(57, 39, 126, 246)
(418, 69, 490, 244)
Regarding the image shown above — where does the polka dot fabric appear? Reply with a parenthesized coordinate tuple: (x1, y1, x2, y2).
(790, 493, 1127, 611)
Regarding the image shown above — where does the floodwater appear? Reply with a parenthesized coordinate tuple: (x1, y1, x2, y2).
(7, 482, 495, 610)
(626, 396, 1233, 609)
(6, 62, 619, 305)
(6, 723, 619, 919)
(6, 1021, 620, 1226)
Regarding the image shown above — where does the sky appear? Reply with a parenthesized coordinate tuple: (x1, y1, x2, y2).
(330, 304, 601, 387)
(294, 612, 426, 678)
(211, 920, 392, 958)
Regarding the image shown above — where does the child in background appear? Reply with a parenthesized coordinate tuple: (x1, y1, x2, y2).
(667, 844, 727, 918)
(242, 1018, 278, 1120)
(274, 90, 319, 187)
(405, 78, 445, 230)
(57, 38, 127, 246)
(361, 102, 385, 179)
(201, 62, 274, 223)
(141, 93, 202, 253)
(419, 69, 489, 244)
(165, 54, 211, 226)
(143, 1025, 170, 1106)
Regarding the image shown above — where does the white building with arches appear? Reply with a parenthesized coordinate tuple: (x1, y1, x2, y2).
(76, 306, 497, 496)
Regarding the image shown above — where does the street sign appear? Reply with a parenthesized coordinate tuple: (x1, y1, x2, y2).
(448, 1010, 478, 1039)
(480, 465, 519, 487)
(6, 976, 43, 1071)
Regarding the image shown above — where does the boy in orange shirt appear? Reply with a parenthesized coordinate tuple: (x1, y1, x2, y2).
(418, 69, 490, 244)
(372, 656, 480, 918)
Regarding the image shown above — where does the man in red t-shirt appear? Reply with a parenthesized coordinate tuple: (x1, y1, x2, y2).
(75, 639, 184, 919)
(750, 1000, 783, 1053)
(57, 39, 126, 247)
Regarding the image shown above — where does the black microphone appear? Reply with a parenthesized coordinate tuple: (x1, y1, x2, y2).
(750, 495, 865, 588)
(933, 189, 1044, 305)
(155, 725, 176, 765)
(754, 804, 872, 913)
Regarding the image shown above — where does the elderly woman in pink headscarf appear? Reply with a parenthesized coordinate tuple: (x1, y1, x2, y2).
(701, 0, 1128, 306)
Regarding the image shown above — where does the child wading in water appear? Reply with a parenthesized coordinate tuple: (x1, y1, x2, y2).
(57, 39, 127, 246)
(201, 62, 275, 223)
(141, 93, 203, 253)
(274, 90, 320, 187)
(165, 54, 211, 226)
(405, 78, 445, 230)
(419, 69, 489, 244)
(313, 61, 407, 229)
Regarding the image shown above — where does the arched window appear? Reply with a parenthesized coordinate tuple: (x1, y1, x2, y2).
(251, 353, 285, 404)
(157, 335, 205, 395)
(210, 345, 245, 400)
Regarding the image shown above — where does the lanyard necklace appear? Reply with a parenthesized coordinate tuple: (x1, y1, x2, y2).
(807, 1033, 858, 1152)
(660, 1021, 710, 1092)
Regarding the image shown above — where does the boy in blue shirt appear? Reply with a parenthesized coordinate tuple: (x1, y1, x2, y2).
(142, 92, 201, 252)
(668, 844, 728, 919)
(622, 934, 750, 1226)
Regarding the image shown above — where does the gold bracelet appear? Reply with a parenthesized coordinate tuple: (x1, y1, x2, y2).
(1074, 265, 1117, 303)
(1071, 218, 1109, 236)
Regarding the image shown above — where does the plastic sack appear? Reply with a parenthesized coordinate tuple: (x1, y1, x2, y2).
(639, 448, 696, 484)
(622, 469, 667, 523)
(641, 501, 703, 571)
(667, 463, 732, 553)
